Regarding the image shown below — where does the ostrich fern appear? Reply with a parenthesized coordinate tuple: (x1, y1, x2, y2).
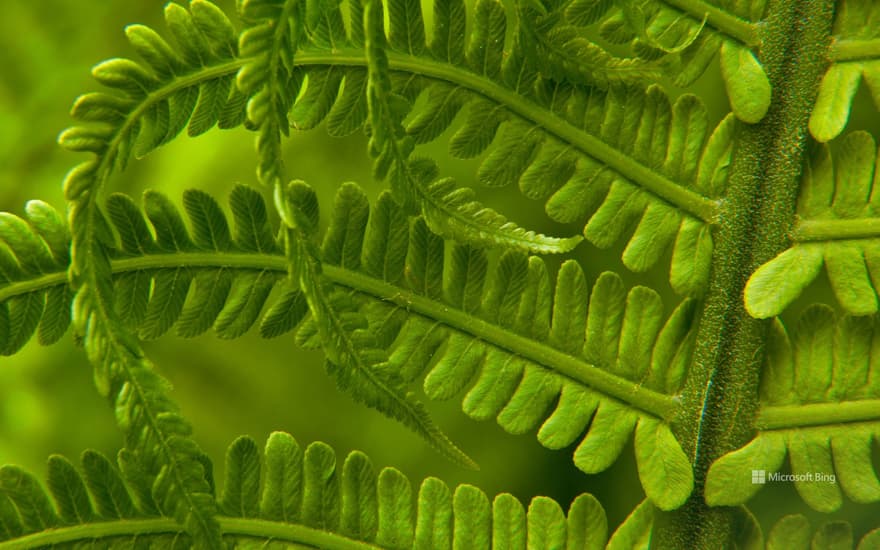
(1, 0, 879, 548)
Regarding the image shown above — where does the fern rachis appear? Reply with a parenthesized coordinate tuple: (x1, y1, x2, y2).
(2, 0, 880, 548)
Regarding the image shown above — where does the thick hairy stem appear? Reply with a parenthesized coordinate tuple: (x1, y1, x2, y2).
(652, 0, 835, 547)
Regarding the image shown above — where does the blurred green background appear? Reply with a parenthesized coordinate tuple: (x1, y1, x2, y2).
(1, 0, 878, 541)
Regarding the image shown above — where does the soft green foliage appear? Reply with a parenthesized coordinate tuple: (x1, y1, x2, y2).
(809, 0, 880, 142)
(0, 432, 613, 548)
(706, 307, 880, 512)
(746, 131, 880, 317)
(1, 181, 694, 507)
(2, 0, 880, 547)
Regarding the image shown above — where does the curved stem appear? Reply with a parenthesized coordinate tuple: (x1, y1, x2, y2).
(89, 51, 719, 226)
(0, 517, 380, 550)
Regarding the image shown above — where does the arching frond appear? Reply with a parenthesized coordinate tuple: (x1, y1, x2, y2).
(59, 0, 736, 292)
(0, 432, 611, 549)
(746, 131, 880, 318)
(810, 0, 880, 142)
(314, 184, 694, 510)
(706, 306, 880, 512)
(57, 4, 250, 545)
(58, 0, 244, 172)
(1, 182, 694, 510)
(281, 0, 733, 294)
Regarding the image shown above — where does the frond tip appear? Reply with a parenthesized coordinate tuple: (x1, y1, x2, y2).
(0, 432, 613, 549)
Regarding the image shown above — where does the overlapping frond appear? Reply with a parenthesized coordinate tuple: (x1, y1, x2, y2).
(57, 5, 251, 544)
(311, 183, 695, 510)
(810, 0, 880, 142)
(56, 0, 736, 289)
(236, 0, 303, 187)
(0, 432, 615, 549)
(66, 195, 222, 547)
(2, 182, 695, 511)
(746, 131, 880, 318)
(706, 306, 880, 512)
(282, 0, 735, 294)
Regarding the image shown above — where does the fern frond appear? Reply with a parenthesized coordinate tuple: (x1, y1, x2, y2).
(236, 0, 303, 187)
(59, 1, 245, 173)
(746, 131, 880, 317)
(56, 6, 251, 544)
(515, 3, 670, 88)
(810, 0, 880, 142)
(3, 182, 694, 510)
(279, 181, 478, 470)
(0, 433, 613, 549)
(279, 0, 733, 292)
(313, 184, 694, 510)
(58, 0, 742, 289)
(706, 306, 880, 512)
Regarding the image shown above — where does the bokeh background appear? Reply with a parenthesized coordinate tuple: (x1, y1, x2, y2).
(1, 0, 878, 541)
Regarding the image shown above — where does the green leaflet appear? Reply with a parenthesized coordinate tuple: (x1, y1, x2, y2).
(809, 0, 880, 142)
(744, 244, 825, 319)
(810, 63, 863, 143)
(705, 431, 787, 505)
(720, 40, 771, 124)
(633, 417, 694, 511)
(707, 306, 880, 512)
(0, 433, 611, 549)
(750, 132, 880, 317)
